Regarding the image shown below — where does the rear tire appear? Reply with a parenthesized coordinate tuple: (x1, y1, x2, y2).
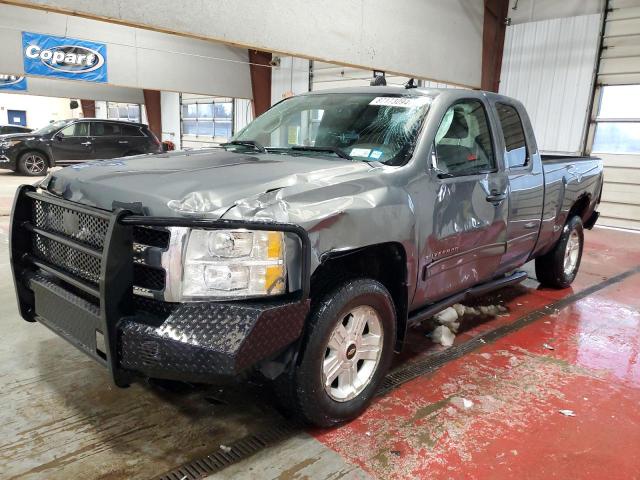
(276, 278, 396, 427)
(535, 215, 584, 288)
(17, 151, 49, 176)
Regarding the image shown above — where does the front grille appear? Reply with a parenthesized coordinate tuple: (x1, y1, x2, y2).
(33, 233, 101, 284)
(33, 199, 109, 249)
(134, 264, 165, 290)
(133, 226, 170, 248)
(28, 195, 169, 294)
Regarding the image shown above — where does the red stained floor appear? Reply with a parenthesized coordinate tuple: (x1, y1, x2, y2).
(313, 226, 640, 480)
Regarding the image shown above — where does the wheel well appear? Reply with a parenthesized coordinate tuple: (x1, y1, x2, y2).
(568, 195, 591, 223)
(19, 149, 52, 166)
(311, 243, 409, 351)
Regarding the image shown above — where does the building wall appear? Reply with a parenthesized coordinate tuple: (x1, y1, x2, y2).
(590, 0, 640, 230)
(271, 57, 310, 106)
(4, 76, 145, 104)
(160, 91, 181, 149)
(508, 0, 603, 24)
(499, 13, 602, 153)
(0, 92, 77, 128)
(10, 0, 486, 88)
(0, 3, 252, 98)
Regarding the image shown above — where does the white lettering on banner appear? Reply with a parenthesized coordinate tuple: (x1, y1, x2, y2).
(23, 44, 104, 73)
(25, 45, 40, 59)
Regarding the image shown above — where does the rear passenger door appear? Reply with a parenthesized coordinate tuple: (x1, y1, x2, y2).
(415, 98, 509, 304)
(91, 122, 129, 159)
(491, 101, 545, 271)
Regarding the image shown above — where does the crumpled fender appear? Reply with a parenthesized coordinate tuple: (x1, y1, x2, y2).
(221, 175, 419, 290)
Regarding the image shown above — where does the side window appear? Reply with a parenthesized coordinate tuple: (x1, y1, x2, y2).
(60, 122, 89, 137)
(434, 99, 495, 176)
(496, 103, 528, 168)
(122, 125, 144, 137)
(92, 122, 122, 136)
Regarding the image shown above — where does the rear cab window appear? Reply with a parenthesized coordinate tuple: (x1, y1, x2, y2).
(495, 103, 529, 169)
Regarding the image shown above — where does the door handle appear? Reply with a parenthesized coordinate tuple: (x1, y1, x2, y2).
(81, 141, 92, 146)
(486, 190, 506, 205)
(118, 140, 129, 144)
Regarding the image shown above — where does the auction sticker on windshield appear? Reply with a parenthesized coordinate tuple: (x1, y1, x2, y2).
(369, 96, 430, 108)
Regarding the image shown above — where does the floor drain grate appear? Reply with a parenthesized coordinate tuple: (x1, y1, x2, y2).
(156, 423, 298, 480)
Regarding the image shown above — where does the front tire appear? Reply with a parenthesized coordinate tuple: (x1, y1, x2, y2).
(277, 278, 396, 427)
(17, 151, 49, 176)
(535, 215, 584, 288)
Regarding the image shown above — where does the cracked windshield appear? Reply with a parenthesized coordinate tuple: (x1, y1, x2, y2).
(233, 92, 432, 165)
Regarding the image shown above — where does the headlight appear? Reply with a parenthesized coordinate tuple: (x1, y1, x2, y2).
(0, 140, 22, 149)
(180, 229, 286, 299)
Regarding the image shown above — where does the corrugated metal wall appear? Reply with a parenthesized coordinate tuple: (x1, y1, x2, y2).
(599, 0, 640, 85)
(499, 14, 602, 154)
(598, 153, 640, 229)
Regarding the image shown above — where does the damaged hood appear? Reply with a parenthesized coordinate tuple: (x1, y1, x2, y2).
(41, 149, 381, 219)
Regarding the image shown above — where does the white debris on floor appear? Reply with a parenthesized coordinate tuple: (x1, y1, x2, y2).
(559, 409, 576, 417)
(429, 303, 508, 347)
(432, 325, 456, 346)
(450, 397, 475, 409)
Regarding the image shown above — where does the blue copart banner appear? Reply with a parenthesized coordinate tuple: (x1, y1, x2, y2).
(0, 75, 27, 91)
(22, 31, 107, 83)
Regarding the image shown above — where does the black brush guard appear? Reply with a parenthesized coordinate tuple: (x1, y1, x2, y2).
(10, 185, 311, 386)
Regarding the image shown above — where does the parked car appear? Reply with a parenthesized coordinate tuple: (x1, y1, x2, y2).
(10, 87, 603, 427)
(0, 118, 162, 176)
(0, 124, 32, 135)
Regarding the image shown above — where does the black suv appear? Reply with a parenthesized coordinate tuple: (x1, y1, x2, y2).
(0, 118, 162, 176)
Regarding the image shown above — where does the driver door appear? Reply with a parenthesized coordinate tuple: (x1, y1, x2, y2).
(51, 121, 94, 163)
(413, 98, 509, 304)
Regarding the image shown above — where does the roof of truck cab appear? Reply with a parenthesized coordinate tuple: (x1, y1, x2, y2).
(299, 85, 520, 106)
(301, 85, 473, 95)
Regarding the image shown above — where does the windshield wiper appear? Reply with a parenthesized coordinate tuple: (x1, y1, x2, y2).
(290, 145, 353, 160)
(222, 140, 267, 153)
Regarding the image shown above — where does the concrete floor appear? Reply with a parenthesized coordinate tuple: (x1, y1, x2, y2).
(1, 170, 639, 479)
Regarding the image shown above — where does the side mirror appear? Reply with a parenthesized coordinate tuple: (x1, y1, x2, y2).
(54, 132, 64, 141)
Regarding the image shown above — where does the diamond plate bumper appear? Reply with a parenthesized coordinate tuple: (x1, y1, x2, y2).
(120, 299, 309, 381)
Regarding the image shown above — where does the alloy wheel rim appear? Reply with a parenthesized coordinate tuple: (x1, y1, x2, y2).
(24, 154, 45, 174)
(564, 229, 580, 276)
(322, 305, 383, 402)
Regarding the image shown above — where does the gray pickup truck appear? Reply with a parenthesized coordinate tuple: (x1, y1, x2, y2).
(10, 86, 602, 427)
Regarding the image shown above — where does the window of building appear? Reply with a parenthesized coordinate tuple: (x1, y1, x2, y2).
(592, 85, 640, 154)
(496, 103, 528, 168)
(107, 102, 142, 123)
(181, 97, 233, 142)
